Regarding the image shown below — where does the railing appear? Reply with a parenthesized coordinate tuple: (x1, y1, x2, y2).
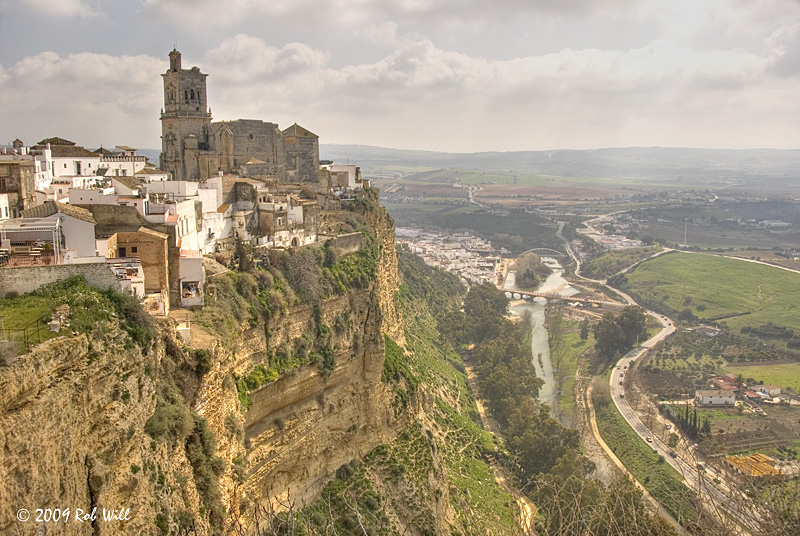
(0, 316, 49, 355)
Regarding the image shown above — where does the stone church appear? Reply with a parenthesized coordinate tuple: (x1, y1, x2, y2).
(159, 49, 319, 183)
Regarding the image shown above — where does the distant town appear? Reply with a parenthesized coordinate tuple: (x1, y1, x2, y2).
(396, 227, 504, 285)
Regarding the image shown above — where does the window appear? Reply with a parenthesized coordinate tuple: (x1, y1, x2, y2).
(131, 246, 138, 254)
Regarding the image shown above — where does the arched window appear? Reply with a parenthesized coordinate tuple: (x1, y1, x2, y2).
(184, 90, 189, 103)
(190, 89, 195, 100)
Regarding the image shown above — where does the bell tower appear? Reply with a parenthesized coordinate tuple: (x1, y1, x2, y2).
(160, 49, 212, 181)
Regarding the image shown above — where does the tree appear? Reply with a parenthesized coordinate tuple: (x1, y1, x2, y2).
(234, 238, 253, 272)
(616, 306, 648, 349)
(513, 252, 551, 289)
(593, 313, 626, 361)
(580, 318, 590, 341)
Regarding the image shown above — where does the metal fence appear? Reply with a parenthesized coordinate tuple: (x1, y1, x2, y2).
(0, 317, 48, 355)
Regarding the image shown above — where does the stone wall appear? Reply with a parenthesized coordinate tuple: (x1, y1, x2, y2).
(329, 232, 364, 256)
(0, 262, 122, 296)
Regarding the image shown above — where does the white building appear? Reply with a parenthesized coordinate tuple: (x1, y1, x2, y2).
(758, 220, 791, 228)
(325, 164, 363, 189)
(96, 146, 147, 177)
(695, 389, 735, 406)
(756, 385, 781, 396)
(16, 201, 97, 262)
(134, 167, 170, 182)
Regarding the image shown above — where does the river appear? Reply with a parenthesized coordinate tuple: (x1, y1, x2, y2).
(506, 258, 579, 410)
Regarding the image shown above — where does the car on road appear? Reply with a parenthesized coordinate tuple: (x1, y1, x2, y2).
(620, 394, 625, 398)
(697, 463, 705, 472)
(668, 451, 677, 458)
(665, 423, 672, 429)
(646, 436, 653, 443)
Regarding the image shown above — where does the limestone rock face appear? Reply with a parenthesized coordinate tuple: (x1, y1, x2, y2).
(372, 206, 404, 343)
(0, 330, 208, 536)
(0, 201, 405, 533)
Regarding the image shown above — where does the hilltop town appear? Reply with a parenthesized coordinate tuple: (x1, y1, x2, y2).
(0, 49, 368, 315)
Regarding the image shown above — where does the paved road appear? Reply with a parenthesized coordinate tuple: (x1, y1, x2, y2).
(609, 314, 758, 532)
(555, 219, 756, 531)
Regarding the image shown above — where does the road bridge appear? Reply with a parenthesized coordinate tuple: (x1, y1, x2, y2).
(520, 247, 567, 258)
(502, 288, 621, 306)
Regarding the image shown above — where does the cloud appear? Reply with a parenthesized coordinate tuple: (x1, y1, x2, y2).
(0, 52, 163, 148)
(766, 22, 800, 77)
(142, 0, 640, 31)
(13, 0, 99, 18)
(358, 21, 400, 48)
(202, 34, 329, 83)
(1, 35, 797, 152)
(195, 35, 792, 151)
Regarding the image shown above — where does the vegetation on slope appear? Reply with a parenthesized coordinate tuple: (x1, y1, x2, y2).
(447, 283, 677, 535)
(272, 243, 518, 535)
(580, 246, 662, 280)
(0, 275, 156, 358)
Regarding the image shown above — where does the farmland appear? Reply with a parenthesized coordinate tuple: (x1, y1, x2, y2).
(722, 363, 800, 394)
(612, 252, 800, 337)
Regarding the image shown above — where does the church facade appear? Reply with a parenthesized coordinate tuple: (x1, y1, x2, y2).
(159, 49, 319, 183)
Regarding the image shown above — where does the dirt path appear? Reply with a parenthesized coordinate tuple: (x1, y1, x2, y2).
(574, 375, 618, 485)
(585, 385, 688, 535)
(464, 364, 538, 535)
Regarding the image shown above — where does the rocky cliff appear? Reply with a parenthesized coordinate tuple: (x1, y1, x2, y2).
(0, 194, 406, 535)
(0, 324, 212, 535)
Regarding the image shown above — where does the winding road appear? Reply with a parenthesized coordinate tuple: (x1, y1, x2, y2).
(556, 217, 757, 533)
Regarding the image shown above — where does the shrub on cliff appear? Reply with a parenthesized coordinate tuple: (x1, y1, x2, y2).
(145, 388, 193, 442)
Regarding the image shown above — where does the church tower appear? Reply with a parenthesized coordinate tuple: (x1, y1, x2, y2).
(160, 49, 211, 181)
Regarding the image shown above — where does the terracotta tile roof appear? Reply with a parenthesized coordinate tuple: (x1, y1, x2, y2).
(50, 145, 100, 158)
(136, 226, 168, 239)
(112, 176, 144, 190)
(135, 167, 166, 174)
(37, 137, 75, 146)
(20, 200, 96, 224)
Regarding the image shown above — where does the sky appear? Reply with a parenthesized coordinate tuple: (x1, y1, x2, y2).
(0, 0, 799, 153)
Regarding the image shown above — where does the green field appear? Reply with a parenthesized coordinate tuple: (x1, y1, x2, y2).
(592, 389, 698, 523)
(547, 313, 591, 424)
(722, 363, 800, 393)
(618, 252, 800, 334)
(580, 247, 663, 279)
